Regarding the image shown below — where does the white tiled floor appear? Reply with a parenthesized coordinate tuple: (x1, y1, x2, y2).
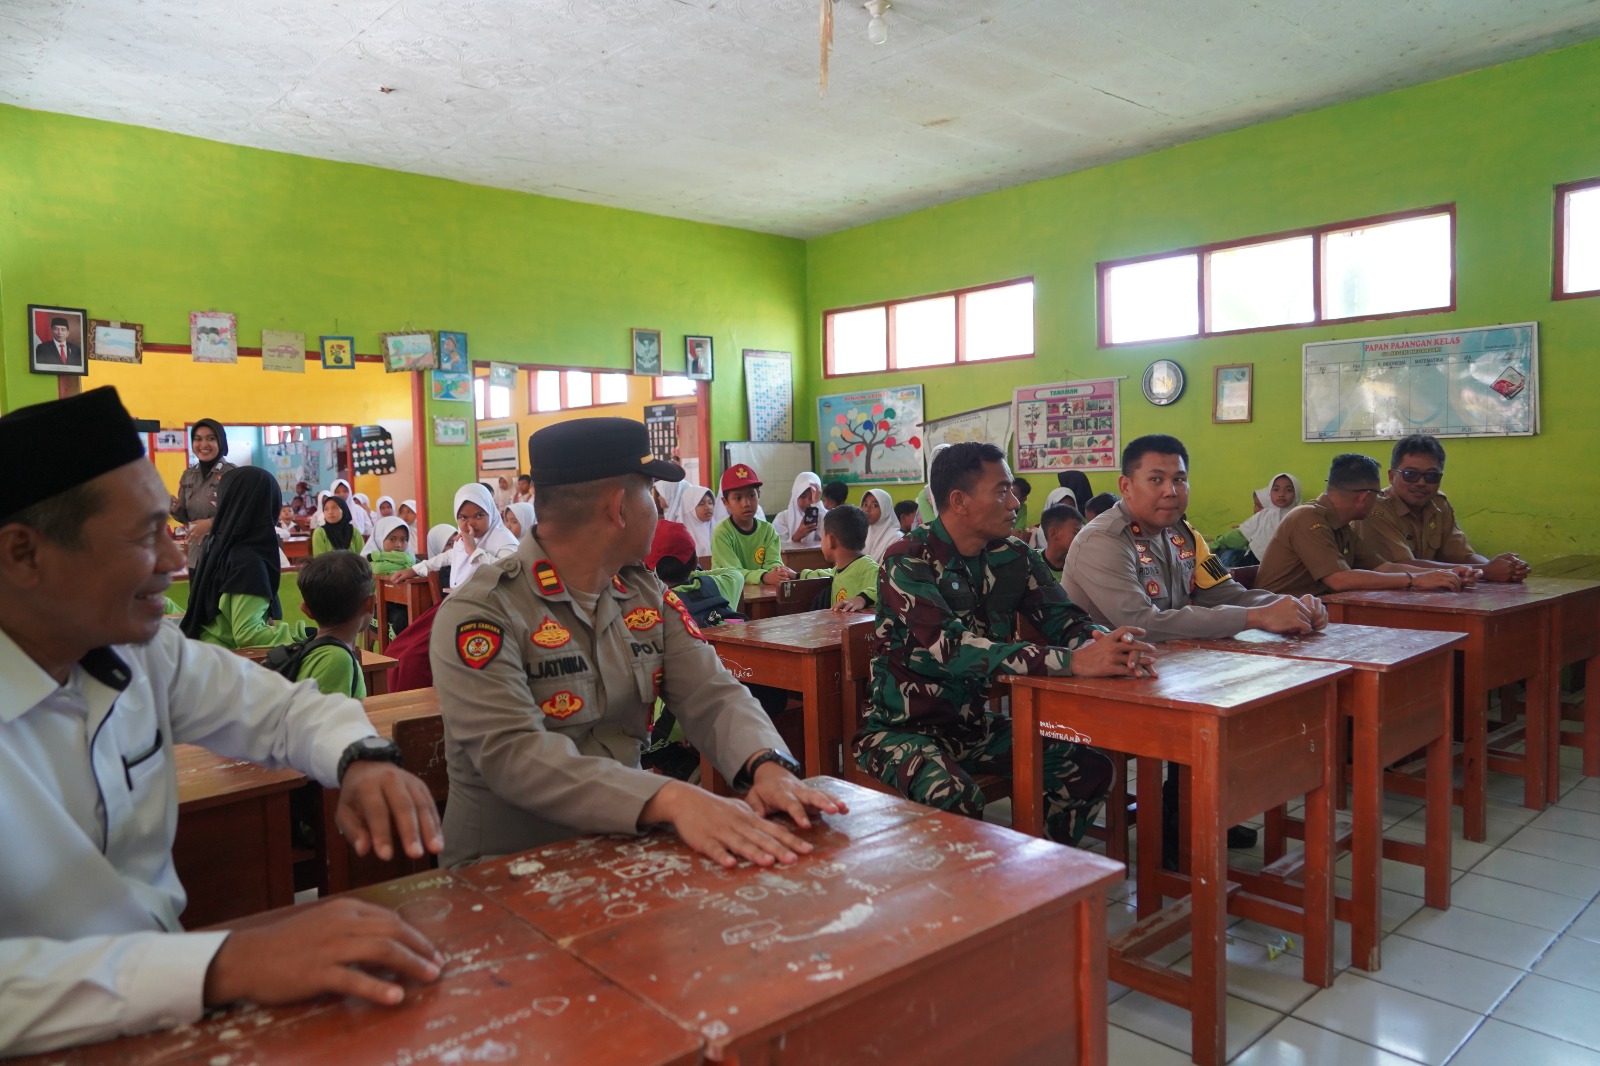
(1088, 747, 1600, 1064)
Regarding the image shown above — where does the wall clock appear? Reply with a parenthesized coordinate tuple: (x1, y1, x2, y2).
(1142, 359, 1185, 406)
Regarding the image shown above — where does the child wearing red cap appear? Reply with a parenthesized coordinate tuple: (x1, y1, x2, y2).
(712, 464, 796, 586)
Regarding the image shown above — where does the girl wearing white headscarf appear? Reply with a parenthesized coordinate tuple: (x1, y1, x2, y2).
(309, 490, 332, 529)
(363, 515, 417, 572)
(398, 499, 419, 551)
(502, 501, 537, 540)
(860, 489, 902, 562)
(1239, 472, 1302, 559)
(413, 483, 519, 592)
(492, 476, 514, 511)
(351, 492, 377, 538)
(667, 482, 716, 558)
(425, 523, 457, 559)
(653, 479, 687, 521)
(1030, 487, 1076, 550)
(374, 495, 396, 519)
(772, 471, 823, 546)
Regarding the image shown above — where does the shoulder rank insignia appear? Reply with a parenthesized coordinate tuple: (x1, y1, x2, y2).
(624, 607, 662, 631)
(456, 621, 504, 669)
(532, 559, 564, 595)
(540, 690, 584, 719)
(664, 588, 704, 640)
(531, 617, 571, 648)
(1129, 522, 1143, 536)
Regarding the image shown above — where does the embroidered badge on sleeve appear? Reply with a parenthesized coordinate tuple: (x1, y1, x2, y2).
(624, 607, 662, 631)
(663, 589, 704, 640)
(456, 621, 504, 669)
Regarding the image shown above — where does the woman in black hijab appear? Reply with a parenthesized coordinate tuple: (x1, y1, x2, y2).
(311, 494, 363, 555)
(1056, 470, 1093, 513)
(180, 466, 309, 649)
(171, 418, 235, 566)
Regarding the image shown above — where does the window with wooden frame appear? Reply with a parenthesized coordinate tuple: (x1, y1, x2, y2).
(529, 369, 630, 413)
(1098, 205, 1455, 346)
(1556, 178, 1600, 299)
(653, 375, 697, 399)
(474, 377, 512, 421)
(824, 278, 1035, 377)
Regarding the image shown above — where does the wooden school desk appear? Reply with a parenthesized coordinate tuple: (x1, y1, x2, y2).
(1170, 624, 1462, 971)
(235, 645, 398, 695)
(739, 582, 779, 619)
(374, 574, 438, 651)
(1005, 648, 1347, 1066)
(1322, 583, 1566, 840)
(782, 544, 827, 572)
(703, 610, 874, 777)
(280, 535, 311, 562)
(172, 744, 306, 928)
(1523, 576, 1600, 780)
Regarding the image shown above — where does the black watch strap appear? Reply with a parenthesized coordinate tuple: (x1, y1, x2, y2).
(732, 748, 802, 791)
(336, 736, 403, 785)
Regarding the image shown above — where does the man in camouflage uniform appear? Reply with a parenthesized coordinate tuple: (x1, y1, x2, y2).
(856, 442, 1157, 845)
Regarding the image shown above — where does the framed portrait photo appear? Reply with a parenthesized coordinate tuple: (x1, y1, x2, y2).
(1213, 363, 1254, 424)
(28, 304, 89, 375)
(685, 335, 713, 381)
(437, 330, 469, 373)
(632, 328, 662, 377)
(88, 319, 144, 364)
(380, 331, 438, 373)
(320, 335, 356, 371)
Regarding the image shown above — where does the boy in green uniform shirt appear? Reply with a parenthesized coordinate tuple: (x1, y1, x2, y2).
(711, 464, 797, 586)
(798, 504, 880, 612)
(293, 551, 376, 698)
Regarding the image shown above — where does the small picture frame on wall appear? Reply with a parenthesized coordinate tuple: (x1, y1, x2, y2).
(437, 330, 468, 372)
(189, 310, 238, 364)
(685, 335, 713, 381)
(433, 416, 469, 446)
(632, 328, 662, 376)
(89, 319, 144, 364)
(1213, 363, 1253, 424)
(320, 335, 356, 370)
(380, 330, 438, 373)
(28, 304, 89, 375)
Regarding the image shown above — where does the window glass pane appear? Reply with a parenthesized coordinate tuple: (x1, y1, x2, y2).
(1322, 213, 1451, 320)
(1104, 255, 1199, 343)
(534, 370, 562, 412)
(963, 281, 1033, 361)
(487, 385, 511, 420)
(1206, 236, 1314, 332)
(473, 378, 486, 421)
(655, 375, 696, 399)
(892, 295, 955, 368)
(828, 306, 887, 374)
(565, 371, 593, 408)
(1566, 186, 1600, 294)
(597, 373, 629, 404)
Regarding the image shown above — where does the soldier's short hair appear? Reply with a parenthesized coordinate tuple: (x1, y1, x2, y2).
(1328, 453, 1381, 490)
(822, 504, 868, 551)
(931, 442, 1006, 513)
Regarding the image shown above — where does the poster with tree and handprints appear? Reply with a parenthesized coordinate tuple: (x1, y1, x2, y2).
(818, 385, 925, 484)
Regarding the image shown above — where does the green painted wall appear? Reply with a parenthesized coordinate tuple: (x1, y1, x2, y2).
(804, 39, 1600, 563)
(0, 105, 806, 528)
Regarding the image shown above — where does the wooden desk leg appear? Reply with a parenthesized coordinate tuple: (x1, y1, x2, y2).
(367, 667, 390, 696)
(1424, 657, 1453, 911)
(1074, 893, 1109, 1066)
(1135, 755, 1163, 920)
(1461, 652, 1489, 843)
(1189, 745, 1227, 1066)
(799, 652, 843, 780)
(1584, 651, 1600, 778)
(1302, 688, 1337, 989)
(322, 788, 349, 896)
(1010, 686, 1045, 838)
(1350, 673, 1382, 972)
(1525, 630, 1551, 811)
(264, 793, 296, 910)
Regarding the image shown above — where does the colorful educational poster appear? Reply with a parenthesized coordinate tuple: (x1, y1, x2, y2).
(1012, 378, 1120, 473)
(477, 422, 518, 472)
(1303, 323, 1538, 442)
(190, 311, 238, 364)
(431, 370, 471, 402)
(742, 350, 793, 441)
(818, 385, 925, 485)
(920, 403, 1013, 471)
(260, 329, 305, 373)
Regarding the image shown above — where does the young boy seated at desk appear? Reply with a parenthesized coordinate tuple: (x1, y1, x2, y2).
(712, 464, 797, 587)
(1038, 503, 1085, 582)
(894, 499, 921, 534)
(294, 551, 375, 697)
(798, 504, 880, 612)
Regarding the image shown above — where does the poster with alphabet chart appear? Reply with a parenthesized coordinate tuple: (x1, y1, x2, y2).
(742, 350, 793, 442)
(1012, 378, 1120, 472)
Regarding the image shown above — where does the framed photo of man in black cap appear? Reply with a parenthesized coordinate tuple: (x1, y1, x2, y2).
(28, 304, 88, 376)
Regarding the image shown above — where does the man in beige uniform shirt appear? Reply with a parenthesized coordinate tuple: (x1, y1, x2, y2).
(431, 417, 843, 870)
(1360, 434, 1531, 583)
(1257, 453, 1468, 597)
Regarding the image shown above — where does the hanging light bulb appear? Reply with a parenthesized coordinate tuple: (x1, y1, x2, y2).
(864, 0, 890, 44)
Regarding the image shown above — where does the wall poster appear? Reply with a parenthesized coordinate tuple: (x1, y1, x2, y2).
(1012, 378, 1120, 472)
(742, 349, 793, 442)
(919, 403, 1014, 471)
(817, 384, 925, 485)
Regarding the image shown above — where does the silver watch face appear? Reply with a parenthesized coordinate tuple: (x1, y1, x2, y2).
(358, 736, 390, 751)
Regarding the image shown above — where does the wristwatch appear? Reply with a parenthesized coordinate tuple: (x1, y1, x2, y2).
(732, 748, 803, 791)
(337, 736, 404, 785)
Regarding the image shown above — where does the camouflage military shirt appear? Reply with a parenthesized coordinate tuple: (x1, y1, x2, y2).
(865, 518, 1104, 742)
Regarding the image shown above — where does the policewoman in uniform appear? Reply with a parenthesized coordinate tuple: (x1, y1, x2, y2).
(430, 417, 844, 870)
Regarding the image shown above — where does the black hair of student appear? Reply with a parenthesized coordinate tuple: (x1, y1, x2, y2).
(297, 550, 374, 628)
(1012, 478, 1033, 501)
(654, 554, 693, 587)
(1085, 492, 1119, 519)
(1390, 434, 1447, 469)
(1, 482, 104, 550)
(1328, 453, 1382, 489)
(931, 441, 1006, 513)
(1040, 503, 1085, 536)
(517, 473, 532, 485)
(822, 504, 868, 551)
(480, 482, 496, 496)
(821, 479, 849, 506)
(1120, 434, 1189, 476)
(893, 500, 920, 518)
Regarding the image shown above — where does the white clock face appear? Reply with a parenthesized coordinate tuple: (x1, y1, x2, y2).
(1143, 359, 1185, 405)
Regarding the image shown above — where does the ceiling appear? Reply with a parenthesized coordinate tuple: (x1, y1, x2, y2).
(4, 0, 1600, 238)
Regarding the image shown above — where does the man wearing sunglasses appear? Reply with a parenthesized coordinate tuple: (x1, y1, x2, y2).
(1361, 434, 1531, 583)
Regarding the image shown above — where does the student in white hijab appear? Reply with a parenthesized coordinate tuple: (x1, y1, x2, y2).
(398, 499, 420, 550)
(374, 495, 396, 519)
(330, 479, 373, 537)
(667, 481, 717, 558)
(772, 470, 823, 546)
(860, 488, 902, 562)
(492, 476, 514, 511)
(425, 523, 457, 560)
(412, 483, 519, 592)
(653, 478, 687, 521)
(350, 492, 377, 538)
(501, 501, 537, 540)
(1239, 471, 1302, 560)
(308, 490, 332, 529)
(1030, 487, 1076, 550)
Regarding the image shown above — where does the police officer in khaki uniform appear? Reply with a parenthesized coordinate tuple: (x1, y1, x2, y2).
(430, 417, 843, 870)
(1065, 434, 1326, 642)
(1257, 453, 1468, 598)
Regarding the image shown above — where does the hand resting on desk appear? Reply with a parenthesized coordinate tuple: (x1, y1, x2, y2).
(639, 771, 845, 869)
(337, 761, 445, 863)
(1072, 626, 1158, 679)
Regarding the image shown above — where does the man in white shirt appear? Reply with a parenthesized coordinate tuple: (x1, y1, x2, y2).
(0, 387, 446, 1057)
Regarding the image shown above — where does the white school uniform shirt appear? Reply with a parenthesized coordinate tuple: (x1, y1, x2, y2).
(771, 471, 822, 547)
(0, 622, 376, 1056)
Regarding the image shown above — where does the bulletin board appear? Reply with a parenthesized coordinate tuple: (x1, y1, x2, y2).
(722, 441, 815, 501)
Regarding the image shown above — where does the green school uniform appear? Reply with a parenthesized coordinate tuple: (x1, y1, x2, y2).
(196, 593, 309, 649)
(296, 643, 367, 698)
(800, 553, 880, 607)
(681, 566, 746, 608)
(711, 517, 785, 585)
(915, 485, 936, 524)
(1211, 527, 1249, 552)
(311, 528, 365, 556)
(368, 549, 416, 575)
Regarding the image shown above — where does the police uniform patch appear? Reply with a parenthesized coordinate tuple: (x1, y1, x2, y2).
(533, 559, 564, 595)
(612, 575, 628, 593)
(624, 607, 662, 631)
(531, 617, 571, 648)
(456, 621, 504, 669)
(540, 690, 584, 719)
(1178, 548, 1195, 561)
(1145, 580, 1161, 597)
(1195, 556, 1230, 589)
(664, 589, 704, 640)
